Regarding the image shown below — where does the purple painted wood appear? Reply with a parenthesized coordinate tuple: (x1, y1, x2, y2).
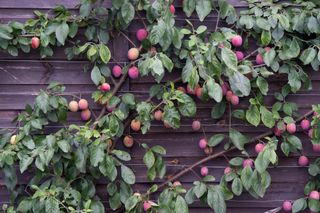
(0, 1, 317, 213)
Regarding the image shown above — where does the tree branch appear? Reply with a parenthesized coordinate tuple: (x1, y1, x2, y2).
(91, 72, 128, 129)
(154, 109, 314, 191)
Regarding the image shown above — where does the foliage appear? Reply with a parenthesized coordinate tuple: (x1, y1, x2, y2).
(0, 0, 319, 212)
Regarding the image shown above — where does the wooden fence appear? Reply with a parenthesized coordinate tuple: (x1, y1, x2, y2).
(0, 0, 318, 212)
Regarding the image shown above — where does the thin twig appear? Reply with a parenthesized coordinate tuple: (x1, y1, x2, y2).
(253, 64, 266, 68)
(215, 10, 220, 31)
(110, 75, 117, 85)
(0, 67, 22, 83)
(91, 71, 128, 129)
(240, 48, 259, 62)
(136, 10, 147, 29)
(119, 31, 136, 47)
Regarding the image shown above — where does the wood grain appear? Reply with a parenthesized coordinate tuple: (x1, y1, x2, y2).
(0, 1, 317, 212)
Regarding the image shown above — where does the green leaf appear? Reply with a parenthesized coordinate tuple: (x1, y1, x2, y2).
(0, 133, 11, 149)
(57, 140, 71, 153)
(281, 142, 290, 156)
(121, 3, 135, 24)
(99, 44, 111, 64)
(207, 186, 226, 213)
(75, 145, 88, 173)
(241, 166, 253, 190)
(109, 193, 121, 210)
(45, 197, 59, 213)
(307, 16, 319, 33)
(229, 157, 244, 166)
(206, 78, 223, 102)
(112, 150, 131, 161)
(239, 15, 254, 29)
(120, 181, 133, 204)
(36, 91, 50, 113)
(79, 2, 91, 17)
(112, 0, 124, 9)
(91, 66, 103, 85)
(256, 76, 269, 95)
(143, 150, 155, 169)
(147, 166, 156, 181)
(232, 177, 243, 196)
(221, 48, 237, 71)
(196, 25, 207, 34)
(229, 128, 248, 150)
(211, 101, 226, 119)
(260, 106, 275, 128)
(278, 14, 290, 30)
(17, 198, 32, 212)
(68, 22, 78, 38)
(99, 155, 117, 181)
(0, 29, 13, 40)
(246, 105, 260, 127)
(125, 196, 139, 211)
(287, 135, 302, 150)
(261, 30, 271, 46)
(255, 150, 270, 173)
(196, 0, 212, 21)
(272, 25, 284, 41)
(183, 0, 195, 17)
(218, 0, 230, 19)
(8, 46, 18, 56)
(208, 134, 225, 147)
(31, 119, 42, 129)
(279, 38, 300, 60)
(283, 102, 297, 116)
(121, 165, 135, 185)
(151, 58, 165, 82)
(89, 144, 105, 167)
(177, 93, 197, 117)
(163, 105, 181, 129)
(194, 182, 207, 198)
(90, 200, 105, 213)
(55, 22, 69, 45)
(20, 156, 33, 173)
(151, 145, 166, 155)
(300, 48, 317, 65)
(263, 48, 276, 66)
(175, 195, 189, 213)
(159, 53, 173, 72)
(228, 71, 251, 97)
(308, 199, 320, 212)
(292, 198, 307, 213)
(121, 93, 135, 106)
(256, 18, 271, 30)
